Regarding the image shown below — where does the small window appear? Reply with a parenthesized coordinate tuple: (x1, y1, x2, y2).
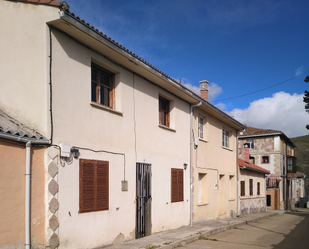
(91, 63, 114, 108)
(262, 156, 269, 164)
(198, 173, 207, 203)
(159, 96, 170, 127)
(229, 175, 235, 199)
(222, 129, 230, 148)
(257, 182, 260, 195)
(171, 168, 183, 203)
(198, 116, 204, 139)
(79, 159, 109, 213)
(249, 179, 253, 196)
(240, 181, 245, 196)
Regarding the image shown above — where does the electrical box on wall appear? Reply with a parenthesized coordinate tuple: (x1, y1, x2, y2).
(214, 183, 218, 190)
(121, 180, 128, 191)
(195, 137, 199, 147)
(59, 142, 70, 157)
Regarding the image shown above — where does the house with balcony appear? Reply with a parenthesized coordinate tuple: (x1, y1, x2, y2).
(238, 126, 296, 210)
(0, 1, 245, 248)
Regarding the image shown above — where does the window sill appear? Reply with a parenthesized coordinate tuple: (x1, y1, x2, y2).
(222, 146, 233, 151)
(158, 124, 176, 132)
(197, 202, 209, 206)
(199, 138, 209, 143)
(90, 102, 123, 116)
(228, 198, 236, 202)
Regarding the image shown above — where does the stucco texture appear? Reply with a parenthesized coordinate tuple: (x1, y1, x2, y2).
(0, 140, 46, 249)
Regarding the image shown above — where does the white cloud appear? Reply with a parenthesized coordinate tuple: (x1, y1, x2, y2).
(182, 83, 200, 96)
(295, 66, 304, 76)
(209, 83, 223, 101)
(228, 92, 309, 138)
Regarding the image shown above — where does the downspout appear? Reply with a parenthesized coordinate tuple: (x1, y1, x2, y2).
(25, 142, 32, 249)
(190, 101, 202, 226)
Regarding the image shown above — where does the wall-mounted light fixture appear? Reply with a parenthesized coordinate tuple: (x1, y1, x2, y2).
(183, 163, 188, 170)
(70, 147, 80, 159)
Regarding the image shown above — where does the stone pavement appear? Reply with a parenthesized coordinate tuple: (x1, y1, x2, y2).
(102, 210, 283, 249)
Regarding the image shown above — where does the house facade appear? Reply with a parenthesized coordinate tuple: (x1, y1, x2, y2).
(238, 126, 296, 211)
(238, 146, 270, 215)
(0, 1, 245, 248)
(192, 81, 245, 222)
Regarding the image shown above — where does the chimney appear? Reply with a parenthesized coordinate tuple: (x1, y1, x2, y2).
(244, 144, 250, 162)
(199, 80, 209, 101)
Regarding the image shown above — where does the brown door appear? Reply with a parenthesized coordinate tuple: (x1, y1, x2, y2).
(136, 163, 151, 238)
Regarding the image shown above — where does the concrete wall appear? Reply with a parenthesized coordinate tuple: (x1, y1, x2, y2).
(239, 169, 266, 215)
(192, 107, 238, 223)
(0, 140, 46, 249)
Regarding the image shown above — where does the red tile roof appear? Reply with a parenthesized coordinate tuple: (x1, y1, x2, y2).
(240, 126, 282, 136)
(7, 0, 69, 10)
(238, 158, 270, 174)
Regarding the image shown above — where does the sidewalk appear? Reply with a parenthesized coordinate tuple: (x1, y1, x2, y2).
(102, 210, 283, 249)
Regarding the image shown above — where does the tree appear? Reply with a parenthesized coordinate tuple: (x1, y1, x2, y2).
(305, 76, 309, 129)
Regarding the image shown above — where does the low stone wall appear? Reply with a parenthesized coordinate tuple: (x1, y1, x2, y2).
(240, 197, 266, 215)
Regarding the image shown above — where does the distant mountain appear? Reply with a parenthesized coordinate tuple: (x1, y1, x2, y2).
(290, 134, 309, 175)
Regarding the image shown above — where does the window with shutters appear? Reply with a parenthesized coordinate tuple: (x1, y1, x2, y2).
(171, 168, 183, 203)
(249, 179, 253, 196)
(79, 159, 109, 213)
(91, 63, 115, 108)
(240, 181, 245, 196)
(159, 96, 170, 127)
(257, 182, 260, 195)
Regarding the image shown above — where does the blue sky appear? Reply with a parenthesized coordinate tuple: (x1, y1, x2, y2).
(68, 0, 309, 137)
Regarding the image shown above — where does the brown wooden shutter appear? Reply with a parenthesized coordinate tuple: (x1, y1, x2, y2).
(249, 179, 253, 196)
(171, 168, 183, 202)
(240, 181, 245, 196)
(96, 161, 109, 211)
(80, 159, 95, 212)
(257, 182, 260, 195)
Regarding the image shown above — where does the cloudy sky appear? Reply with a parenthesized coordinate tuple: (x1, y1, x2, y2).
(68, 0, 309, 138)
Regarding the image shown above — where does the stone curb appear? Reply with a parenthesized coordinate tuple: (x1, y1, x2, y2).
(160, 212, 280, 249)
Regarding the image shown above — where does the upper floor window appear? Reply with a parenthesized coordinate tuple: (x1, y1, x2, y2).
(91, 63, 114, 108)
(159, 96, 170, 127)
(198, 116, 204, 139)
(222, 129, 230, 148)
(262, 156, 269, 164)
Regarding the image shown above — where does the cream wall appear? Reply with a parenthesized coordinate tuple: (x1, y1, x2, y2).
(192, 108, 238, 222)
(239, 169, 266, 215)
(0, 140, 46, 249)
(48, 27, 191, 248)
(0, 1, 60, 136)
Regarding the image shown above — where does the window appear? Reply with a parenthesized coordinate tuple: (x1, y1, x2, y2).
(262, 156, 269, 164)
(79, 159, 109, 213)
(240, 181, 245, 196)
(246, 139, 254, 148)
(91, 63, 114, 108)
(159, 96, 170, 127)
(198, 116, 204, 139)
(198, 173, 207, 203)
(249, 179, 253, 196)
(229, 175, 235, 199)
(171, 168, 183, 203)
(222, 129, 230, 148)
(257, 182, 260, 195)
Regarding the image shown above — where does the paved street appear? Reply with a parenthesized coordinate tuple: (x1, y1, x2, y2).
(183, 209, 309, 249)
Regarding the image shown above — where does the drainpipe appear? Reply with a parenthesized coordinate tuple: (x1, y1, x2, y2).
(25, 142, 32, 249)
(190, 101, 202, 226)
(236, 134, 239, 216)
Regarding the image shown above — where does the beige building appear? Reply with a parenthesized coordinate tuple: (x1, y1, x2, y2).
(0, 1, 245, 248)
(191, 81, 245, 223)
(238, 126, 296, 211)
(238, 146, 270, 215)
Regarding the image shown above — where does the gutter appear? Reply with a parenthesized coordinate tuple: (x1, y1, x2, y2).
(190, 101, 202, 226)
(0, 132, 49, 249)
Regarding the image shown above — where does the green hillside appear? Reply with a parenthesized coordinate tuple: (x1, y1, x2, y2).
(290, 134, 309, 174)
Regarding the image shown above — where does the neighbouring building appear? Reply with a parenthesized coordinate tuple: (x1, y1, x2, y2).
(0, 1, 244, 248)
(238, 126, 296, 211)
(192, 80, 245, 222)
(238, 145, 270, 215)
(287, 171, 307, 208)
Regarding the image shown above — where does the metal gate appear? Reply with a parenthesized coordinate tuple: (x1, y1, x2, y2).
(136, 163, 151, 238)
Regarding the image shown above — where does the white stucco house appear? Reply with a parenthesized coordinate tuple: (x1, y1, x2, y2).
(0, 1, 244, 248)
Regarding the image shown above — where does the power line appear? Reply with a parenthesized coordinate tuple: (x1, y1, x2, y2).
(213, 70, 309, 102)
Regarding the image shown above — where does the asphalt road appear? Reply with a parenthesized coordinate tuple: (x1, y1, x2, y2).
(183, 209, 309, 249)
